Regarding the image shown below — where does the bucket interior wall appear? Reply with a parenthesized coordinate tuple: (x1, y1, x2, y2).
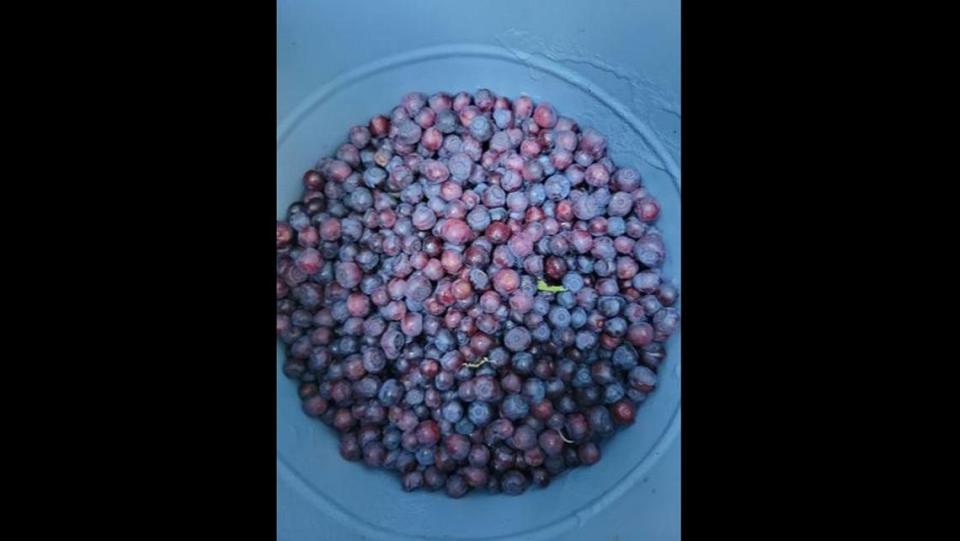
(277, 2, 680, 539)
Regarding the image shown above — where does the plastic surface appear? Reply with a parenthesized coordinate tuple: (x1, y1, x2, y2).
(277, 1, 680, 539)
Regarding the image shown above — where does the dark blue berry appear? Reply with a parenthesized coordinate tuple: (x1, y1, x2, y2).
(528, 184, 547, 206)
(572, 366, 593, 388)
(522, 378, 546, 404)
(598, 296, 623, 318)
(561, 272, 585, 293)
(402, 471, 423, 491)
(416, 446, 436, 466)
(500, 470, 529, 495)
(509, 425, 538, 450)
(405, 388, 425, 406)
(442, 400, 464, 423)
(468, 401, 493, 426)
(511, 352, 534, 374)
(455, 419, 476, 435)
(445, 474, 469, 498)
(501, 394, 529, 420)
(575, 330, 598, 350)
(547, 306, 570, 327)
(531, 322, 551, 342)
(587, 405, 614, 435)
(653, 307, 680, 337)
(603, 382, 625, 404)
(612, 344, 639, 371)
(605, 317, 627, 337)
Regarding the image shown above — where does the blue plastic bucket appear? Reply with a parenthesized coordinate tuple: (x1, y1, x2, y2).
(277, 2, 680, 539)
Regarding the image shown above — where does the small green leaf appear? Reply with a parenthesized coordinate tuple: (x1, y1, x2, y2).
(537, 279, 567, 293)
